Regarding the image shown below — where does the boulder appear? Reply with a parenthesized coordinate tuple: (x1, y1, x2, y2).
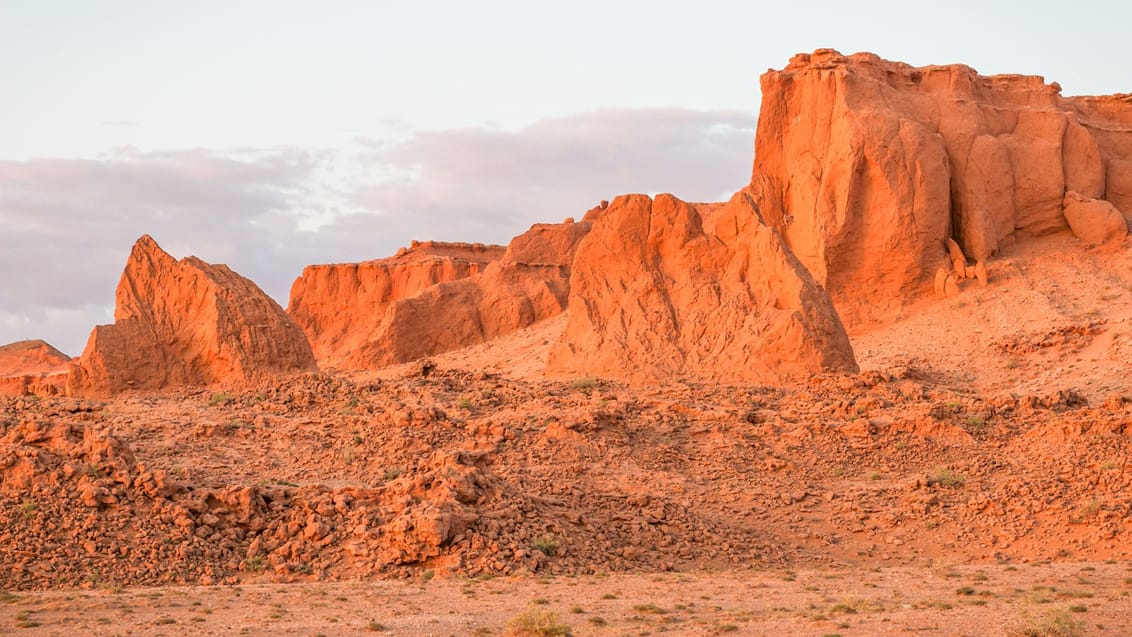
(1062, 191, 1128, 244)
(68, 235, 316, 396)
(546, 192, 858, 384)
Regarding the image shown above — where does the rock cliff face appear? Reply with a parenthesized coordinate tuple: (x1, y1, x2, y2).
(68, 236, 316, 396)
(0, 340, 70, 396)
(751, 49, 1132, 326)
(288, 241, 506, 368)
(547, 192, 858, 383)
(289, 223, 591, 369)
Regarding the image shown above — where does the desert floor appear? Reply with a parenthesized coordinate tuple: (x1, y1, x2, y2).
(3, 561, 1131, 636)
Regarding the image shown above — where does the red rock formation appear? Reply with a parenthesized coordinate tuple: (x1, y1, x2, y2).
(68, 235, 316, 396)
(288, 241, 505, 368)
(1062, 191, 1128, 244)
(289, 223, 591, 369)
(546, 192, 858, 384)
(751, 49, 1132, 326)
(0, 340, 70, 396)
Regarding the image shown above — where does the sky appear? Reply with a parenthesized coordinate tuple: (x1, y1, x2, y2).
(2, 0, 1130, 355)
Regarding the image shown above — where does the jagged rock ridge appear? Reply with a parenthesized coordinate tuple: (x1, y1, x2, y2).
(547, 192, 859, 383)
(288, 222, 591, 369)
(68, 235, 317, 396)
(288, 241, 506, 368)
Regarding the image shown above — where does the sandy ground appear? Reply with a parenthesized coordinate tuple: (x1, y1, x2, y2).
(3, 562, 1131, 636)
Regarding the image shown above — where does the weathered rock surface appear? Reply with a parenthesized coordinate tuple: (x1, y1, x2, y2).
(290, 223, 590, 369)
(288, 241, 505, 368)
(68, 236, 316, 396)
(1062, 191, 1128, 244)
(0, 340, 70, 397)
(547, 192, 858, 383)
(751, 49, 1132, 326)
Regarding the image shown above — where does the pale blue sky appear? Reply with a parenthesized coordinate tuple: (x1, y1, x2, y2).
(1, 0, 1129, 353)
(4, 0, 1128, 157)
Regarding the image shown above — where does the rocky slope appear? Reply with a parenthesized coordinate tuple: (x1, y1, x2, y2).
(751, 49, 1132, 327)
(3, 363, 1131, 591)
(548, 192, 858, 383)
(67, 236, 316, 396)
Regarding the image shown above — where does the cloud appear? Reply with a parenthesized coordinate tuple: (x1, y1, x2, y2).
(352, 108, 755, 241)
(0, 108, 755, 355)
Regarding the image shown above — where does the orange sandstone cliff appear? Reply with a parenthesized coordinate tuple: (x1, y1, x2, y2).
(751, 49, 1132, 327)
(288, 241, 506, 368)
(288, 222, 591, 369)
(68, 235, 317, 396)
(0, 339, 71, 396)
(547, 192, 859, 383)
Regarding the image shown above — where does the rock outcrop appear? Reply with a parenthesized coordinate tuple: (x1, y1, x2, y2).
(288, 241, 505, 368)
(546, 192, 858, 384)
(0, 340, 70, 397)
(289, 223, 591, 369)
(751, 49, 1132, 326)
(1062, 191, 1128, 244)
(68, 236, 316, 396)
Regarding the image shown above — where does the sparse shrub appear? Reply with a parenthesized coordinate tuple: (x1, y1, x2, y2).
(1069, 499, 1101, 524)
(457, 398, 474, 410)
(366, 621, 387, 632)
(19, 500, 36, 520)
(569, 377, 596, 393)
(927, 469, 966, 488)
(506, 606, 572, 636)
(532, 535, 559, 556)
(587, 616, 606, 626)
(1005, 607, 1085, 637)
(208, 392, 233, 406)
(245, 556, 264, 572)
